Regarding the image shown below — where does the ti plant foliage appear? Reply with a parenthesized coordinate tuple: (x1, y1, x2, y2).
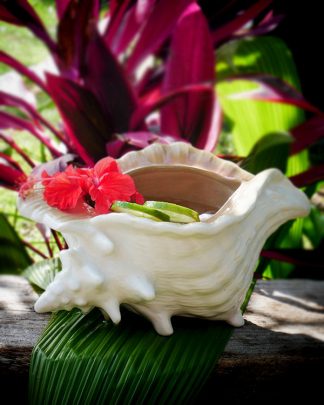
(0, 0, 321, 175)
(0, 0, 322, 270)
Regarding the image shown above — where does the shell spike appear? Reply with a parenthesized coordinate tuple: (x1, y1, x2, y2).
(127, 276, 155, 301)
(151, 312, 173, 336)
(101, 299, 121, 324)
(34, 291, 56, 313)
(80, 305, 93, 315)
(227, 310, 244, 327)
(82, 265, 104, 287)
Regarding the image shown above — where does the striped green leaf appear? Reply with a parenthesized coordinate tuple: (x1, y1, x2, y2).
(217, 36, 304, 155)
(27, 259, 256, 404)
(24, 257, 61, 291)
(30, 309, 233, 405)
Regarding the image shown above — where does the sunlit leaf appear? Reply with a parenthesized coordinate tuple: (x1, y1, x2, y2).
(217, 36, 305, 157)
(242, 131, 292, 174)
(222, 73, 320, 114)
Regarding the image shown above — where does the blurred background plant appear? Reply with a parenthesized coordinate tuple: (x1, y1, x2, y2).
(0, 1, 323, 403)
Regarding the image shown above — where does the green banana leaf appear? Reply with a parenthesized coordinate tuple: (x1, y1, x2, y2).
(0, 213, 32, 274)
(24, 256, 61, 292)
(241, 131, 293, 174)
(302, 206, 324, 249)
(25, 258, 254, 404)
(216, 36, 304, 156)
(217, 36, 309, 278)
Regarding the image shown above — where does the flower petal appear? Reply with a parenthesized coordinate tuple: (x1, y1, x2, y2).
(43, 171, 84, 210)
(132, 191, 145, 205)
(99, 172, 136, 199)
(89, 172, 137, 214)
(94, 157, 120, 178)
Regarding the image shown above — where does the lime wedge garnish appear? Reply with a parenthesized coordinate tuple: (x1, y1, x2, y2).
(144, 201, 200, 223)
(111, 201, 170, 222)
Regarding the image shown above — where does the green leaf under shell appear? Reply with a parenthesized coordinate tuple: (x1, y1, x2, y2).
(26, 258, 255, 404)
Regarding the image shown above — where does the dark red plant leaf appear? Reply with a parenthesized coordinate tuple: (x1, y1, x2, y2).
(104, 0, 133, 48)
(160, 3, 220, 150)
(120, 131, 182, 148)
(55, 0, 71, 18)
(136, 65, 164, 100)
(0, 152, 26, 190)
(0, 51, 47, 92)
(289, 165, 324, 188)
(120, 131, 164, 149)
(212, 0, 272, 45)
(56, 0, 100, 76)
(224, 74, 321, 114)
(84, 34, 137, 133)
(234, 12, 284, 39)
(46, 74, 114, 165)
(109, 8, 138, 55)
(0, 90, 42, 127)
(139, 85, 161, 109)
(0, 90, 65, 143)
(131, 83, 213, 130)
(106, 131, 183, 158)
(261, 249, 324, 269)
(106, 139, 125, 158)
(0, 132, 35, 168)
(107, 0, 156, 55)
(126, 0, 194, 73)
(216, 154, 245, 163)
(0, 0, 56, 51)
(0, 111, 61, 157)
(291, 116, 324, 155)
(0, 151, 23, 171)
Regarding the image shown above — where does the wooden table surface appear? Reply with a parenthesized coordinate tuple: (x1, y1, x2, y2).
(1, 275, 324, 404)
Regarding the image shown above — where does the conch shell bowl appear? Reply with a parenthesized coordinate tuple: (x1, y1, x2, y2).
(18, 143, 310, 335)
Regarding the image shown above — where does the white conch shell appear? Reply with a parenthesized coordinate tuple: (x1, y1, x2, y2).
(18, 142, 310, 335)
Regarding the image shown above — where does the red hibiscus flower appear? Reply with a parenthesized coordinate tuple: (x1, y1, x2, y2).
(42, 165, 85, 211)
(40, 157, 144, 215)
(88, 157, 140, 214)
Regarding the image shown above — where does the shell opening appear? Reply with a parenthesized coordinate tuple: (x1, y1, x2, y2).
(128, 165, 241, 214)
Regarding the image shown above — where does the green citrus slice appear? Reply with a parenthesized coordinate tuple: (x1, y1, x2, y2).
(144, 201, 200, 223)
(111, 201, 170, 222)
